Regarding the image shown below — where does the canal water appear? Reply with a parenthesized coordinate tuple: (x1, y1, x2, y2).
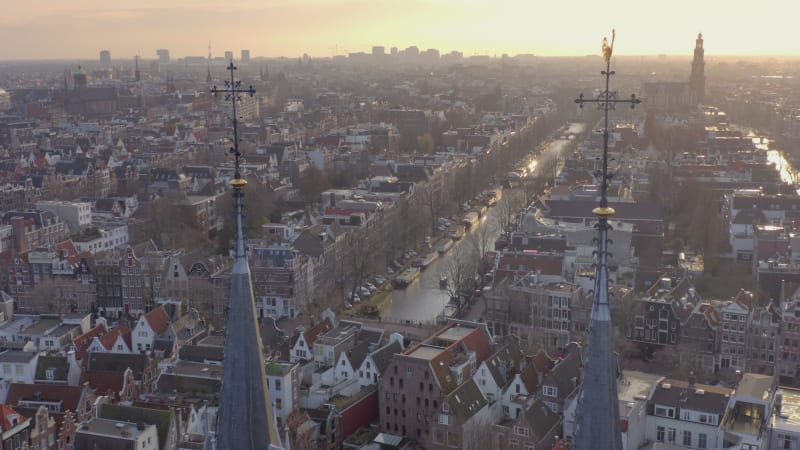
(382, 135, 579, 322)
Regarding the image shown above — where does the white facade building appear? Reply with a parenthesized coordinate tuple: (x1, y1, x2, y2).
(36, 201, 92, 232)
(72, 220, 129, 254)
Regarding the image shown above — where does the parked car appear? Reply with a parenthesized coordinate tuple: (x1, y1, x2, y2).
(375, 275, 387, 284)
(358, 287, 371, 297)
(365, 283, 377, 292)
(349, 294, 361, 304)
(344, 302, 353, 309)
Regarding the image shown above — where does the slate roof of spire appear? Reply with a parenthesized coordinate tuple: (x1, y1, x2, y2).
(214, 143, 282, 447)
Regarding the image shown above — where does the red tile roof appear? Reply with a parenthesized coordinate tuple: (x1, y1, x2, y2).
(73, 324, 108, 362)
(292, 318, 333, 348)
(532, 350, 555, 375)
(519, 363, 540, 393)
(0, 404, 26, 431)
(142, 306, 170, 335)
(97, 326, 132, 352)
(6, 384, 86, 413)
(82, 371, 124, 400)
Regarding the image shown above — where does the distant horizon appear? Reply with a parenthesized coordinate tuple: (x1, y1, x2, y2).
(6, 0, 800, 61)
(4, 52, 800, 64)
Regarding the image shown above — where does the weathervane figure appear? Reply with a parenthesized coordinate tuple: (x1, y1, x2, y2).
(571, 30, 641, 450)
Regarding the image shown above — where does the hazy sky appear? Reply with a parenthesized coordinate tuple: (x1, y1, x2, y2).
(3, 0, 798, 60)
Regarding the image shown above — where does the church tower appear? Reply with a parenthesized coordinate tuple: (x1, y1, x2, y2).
(209, 63, 283, 450)
(572, 30, 640, 450)
(690, 33, 705, 104)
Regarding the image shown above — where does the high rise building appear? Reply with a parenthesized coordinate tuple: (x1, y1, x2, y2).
(99, 50, 111, 66)
(690, 33, 705, 104)
(224, 51, 233, 62)
(372, 46, 385, 57)
(134, 56, 140, 82)
(156, 49, 170, 64)
(241, 49, 250, 62)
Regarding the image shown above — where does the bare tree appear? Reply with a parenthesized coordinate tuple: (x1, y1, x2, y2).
(442, 244, 478, 318)
(467, 215, 497, 270)
(344, 230, 376, 303)
(495, 190, 524, 242)
(296, 165, 329, 208)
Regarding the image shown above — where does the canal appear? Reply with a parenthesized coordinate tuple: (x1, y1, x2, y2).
(382, 132, 581, 322)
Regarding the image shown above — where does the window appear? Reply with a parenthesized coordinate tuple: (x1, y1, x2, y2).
(542, 385, 557, 397)
(438, 414, 450, 425)
(275, 398, 282, 410)
(698, 433, 707, 449)
(654, 406, 674, 418)
(683, 430, 692, 446)
(407, 367, 412, 375)
(656, 426, 665, 443)
(341, 359, 345, 366)
(513, 426, 530, 437)
(667, 427, 676, 443)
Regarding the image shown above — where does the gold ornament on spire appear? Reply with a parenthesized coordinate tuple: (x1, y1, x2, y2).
(602, 29, 615, 64)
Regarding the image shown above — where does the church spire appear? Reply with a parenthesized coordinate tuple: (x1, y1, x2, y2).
(690, 32, 705, 104)
(572, 30, 640, 450)
(211, 62, 282, 450)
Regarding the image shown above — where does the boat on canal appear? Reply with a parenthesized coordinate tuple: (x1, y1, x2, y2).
(412, 252, 438, 269)
(436, 238, 454, 254)
(393, 267, 421, 289)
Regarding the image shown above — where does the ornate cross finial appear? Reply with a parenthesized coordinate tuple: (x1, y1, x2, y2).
(211, 62, 256, 188)
(574, 30, 640, 215)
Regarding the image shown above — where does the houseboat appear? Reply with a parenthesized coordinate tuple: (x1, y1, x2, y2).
(462, 212, 479, 228)
(447, 225, 466, 240)
(393, 267, 421, 289)
(436, 238, 454, 254)
(413, 252, 438, 270)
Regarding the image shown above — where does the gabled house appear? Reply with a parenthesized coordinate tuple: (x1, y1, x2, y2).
(334, 340, 370, 385)
(431, 378, 491, 448)
(473, 337, 524, 406)
(82, 367, 137, 402)
(86, 352, 158, 395)
(357, 337, 403, 388)
(132, 305, 171, 353)
(537, 344, 582, 414)
(682, 302, 720, 375)
(71, 318, 109, 364)
(290, 318, 333, 364)
(0, 404, 30, 450)
(494, 398, 561, 450)
(85, 325, 132, 354)
(502, 363, 541, 420)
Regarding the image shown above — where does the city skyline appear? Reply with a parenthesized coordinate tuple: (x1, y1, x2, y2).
(4, 0, 800, 60)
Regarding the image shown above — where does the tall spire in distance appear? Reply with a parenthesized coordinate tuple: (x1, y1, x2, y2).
(690, 32, 705, 105)
(207, 41, 213, 83)
(572, 30, 640, 450)
(211, 62, 283, 450)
